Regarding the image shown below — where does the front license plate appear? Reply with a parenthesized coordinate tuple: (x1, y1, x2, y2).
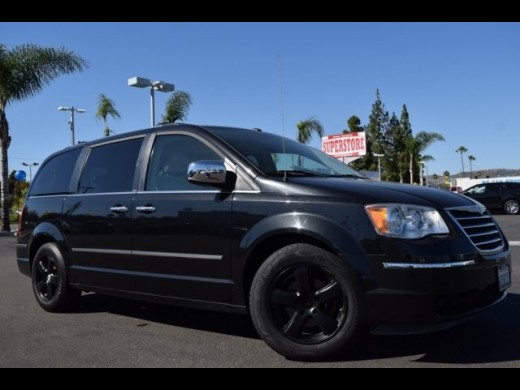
(498, 264, 511, 291)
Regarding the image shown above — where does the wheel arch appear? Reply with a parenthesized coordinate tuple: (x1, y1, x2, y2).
(28, 223, 68, 269)
(236, 212, 369, 306)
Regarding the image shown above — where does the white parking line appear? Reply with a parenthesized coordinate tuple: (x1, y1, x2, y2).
(509, 241, 520, 246)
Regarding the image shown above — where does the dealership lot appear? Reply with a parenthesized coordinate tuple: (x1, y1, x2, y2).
(0, 215, 518, 368)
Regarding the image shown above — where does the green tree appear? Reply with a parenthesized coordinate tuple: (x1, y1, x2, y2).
(383, 113, 402, 182)
(0, 43, 87, 231)
(443, 170, 451, 189)
(96, 94, 120, 137)
(344, 115, 363, 133)
(162, 91, 192, 124)
(296, 117, 324, 144)
(353, 90, 388, 172)
(407, 131, 445, 184)
(468, 155, 476, 179)
(8, 170, 29, 217)
(398, 105, 413, 183)
(364, 89, 389, 172)
(456, 146, 468, 177)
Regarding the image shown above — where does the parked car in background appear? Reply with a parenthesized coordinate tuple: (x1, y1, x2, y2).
(16, 124, 512, 361)
(463, 182, 520, 215)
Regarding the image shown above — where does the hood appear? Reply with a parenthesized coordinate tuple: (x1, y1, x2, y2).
(275, 177, 478, 209)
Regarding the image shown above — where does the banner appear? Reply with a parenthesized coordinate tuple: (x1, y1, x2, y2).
(321, 132, 366, 159)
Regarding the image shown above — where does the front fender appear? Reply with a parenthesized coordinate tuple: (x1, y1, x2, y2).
(239, 212, 370, 274)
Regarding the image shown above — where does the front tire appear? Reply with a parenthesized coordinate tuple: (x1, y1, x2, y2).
(249, 243, 363, 361)
(32, 243, 81, 313)
(504, 200, 520, 215)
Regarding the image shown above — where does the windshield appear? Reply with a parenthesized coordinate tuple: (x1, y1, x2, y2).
(208, 127, 366, 178)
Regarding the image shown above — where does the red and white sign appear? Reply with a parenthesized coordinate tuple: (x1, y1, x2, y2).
(321, 132, 366, 159)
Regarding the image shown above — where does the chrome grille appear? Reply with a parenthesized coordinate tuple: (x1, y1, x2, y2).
(447, 208, 505, 252)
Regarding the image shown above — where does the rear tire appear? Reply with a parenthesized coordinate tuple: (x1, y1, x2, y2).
(504, 200, 520, 215)
(249, 243, 363, 361)
(31, 243, 81, 313)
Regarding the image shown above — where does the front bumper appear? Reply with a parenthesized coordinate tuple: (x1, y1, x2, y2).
(364, 250, 511, 334)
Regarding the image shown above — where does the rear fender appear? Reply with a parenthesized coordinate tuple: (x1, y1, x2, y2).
(28, 222, 68, 265)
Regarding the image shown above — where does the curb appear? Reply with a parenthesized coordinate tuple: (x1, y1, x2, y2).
(0, 225, 18, 237)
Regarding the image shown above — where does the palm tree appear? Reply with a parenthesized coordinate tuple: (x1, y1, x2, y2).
(406, 131, 445, 184)
(96, 94, 120, 137)
(468, 155, 476, 179)
(0, 43, 87, 231)
(296, 117, 324, 144)
(162, 91, 192, 124)
(456, 146, 468, 177)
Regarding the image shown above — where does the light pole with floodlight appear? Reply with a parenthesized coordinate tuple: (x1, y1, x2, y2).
(373, 153, 384, 181)
(22, 162, 39, 182)
(58, 106, 86, 146)
(128, 77, 175, 126)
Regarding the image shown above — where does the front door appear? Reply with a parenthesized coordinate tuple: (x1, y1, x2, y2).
(131, 133, 233, 303)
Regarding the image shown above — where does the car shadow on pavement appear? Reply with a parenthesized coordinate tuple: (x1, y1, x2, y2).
(75, 293, 260, 340)
(75, 292, 520, 365)
(344, 293, 520, 365)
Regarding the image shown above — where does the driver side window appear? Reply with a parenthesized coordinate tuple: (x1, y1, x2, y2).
(146, 134, 222, 192)
(468, 185, 486, 195)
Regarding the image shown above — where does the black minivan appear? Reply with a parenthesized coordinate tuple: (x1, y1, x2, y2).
(17, 124, 511, 361)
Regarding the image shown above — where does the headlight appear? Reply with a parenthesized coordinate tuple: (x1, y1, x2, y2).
(365, 204, 449, 239)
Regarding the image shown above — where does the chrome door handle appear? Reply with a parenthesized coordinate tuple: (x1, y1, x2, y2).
(110, 206, 128, 213)
(136, 205, 157, 213)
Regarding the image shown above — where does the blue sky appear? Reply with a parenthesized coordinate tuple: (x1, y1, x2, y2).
(2, 22, 519, 178)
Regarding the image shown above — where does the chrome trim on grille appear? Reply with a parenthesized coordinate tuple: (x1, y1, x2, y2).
(446, 205, 505, 253)
(383, 260, 475, 269)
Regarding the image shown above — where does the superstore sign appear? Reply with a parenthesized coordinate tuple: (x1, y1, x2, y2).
(321, 132, 366, 158)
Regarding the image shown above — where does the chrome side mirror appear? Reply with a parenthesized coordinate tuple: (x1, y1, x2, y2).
(187, 160, 227, 187)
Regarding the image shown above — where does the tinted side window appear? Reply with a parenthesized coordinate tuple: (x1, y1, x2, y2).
(466, 184, 486, 195)
(30, 149, 82, 196)
(146, 135, 221, 191)
(506, 183, 520, 190)
(79, 138, 143, 194)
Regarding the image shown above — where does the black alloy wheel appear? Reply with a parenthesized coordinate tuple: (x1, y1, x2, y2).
(250, 243, 363, 361)
(268, 265, 347, 344)
(32, 243, 80, 312)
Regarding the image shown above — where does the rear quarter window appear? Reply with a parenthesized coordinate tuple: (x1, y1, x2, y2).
(29, 148, 82, 196)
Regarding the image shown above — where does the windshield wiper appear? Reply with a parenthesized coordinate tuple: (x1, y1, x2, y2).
(265, 170, 327, 177)
(331, 174, 368, 179)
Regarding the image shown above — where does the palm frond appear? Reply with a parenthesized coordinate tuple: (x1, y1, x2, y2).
(3, 44, 88, 104)
(96, 93, 121, 122)
(296, 117, 324, 144)
(162, 91, 192, 123)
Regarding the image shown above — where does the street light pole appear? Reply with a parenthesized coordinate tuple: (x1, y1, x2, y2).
(150, 82, 155, 127)
(58, 106, 86, 145)
(22, 162, 39, 182)
(373, 153, 383, 181)
(128, 77, 175, 127)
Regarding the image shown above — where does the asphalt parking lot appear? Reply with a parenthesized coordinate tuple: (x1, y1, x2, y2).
(1, 215, 518, 367)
